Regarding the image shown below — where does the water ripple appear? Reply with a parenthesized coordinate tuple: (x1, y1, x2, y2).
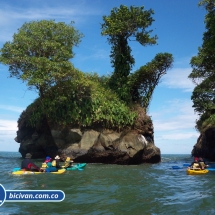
(1, 153, 215, 214)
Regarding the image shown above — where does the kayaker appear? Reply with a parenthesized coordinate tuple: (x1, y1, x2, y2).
(64, 157, 73, 169)
(21, 153, 44, 172)
(41, 162, 47, 171)
(198, 157, 209, 169)
(45, 156, 52, 163)
(43, 156, 57, 172)
(189, 157, 202, 170)
(52, 155, 62, 169)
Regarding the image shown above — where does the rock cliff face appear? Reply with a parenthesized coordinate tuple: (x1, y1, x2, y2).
(15, 123, 161, 164)
(192, 127, 215, 161)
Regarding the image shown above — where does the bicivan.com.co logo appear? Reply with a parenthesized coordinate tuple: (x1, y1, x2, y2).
(0, 184, 65, 206)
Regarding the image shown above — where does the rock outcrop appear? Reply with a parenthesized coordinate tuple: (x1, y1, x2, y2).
(191, 127, 215, 161)
(15, 104, 161, 164)
(15, 125, 161, 164)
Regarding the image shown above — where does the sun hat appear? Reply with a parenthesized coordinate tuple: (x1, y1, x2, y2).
(25, 153, 32, 159)
(55, 155, 60, 160)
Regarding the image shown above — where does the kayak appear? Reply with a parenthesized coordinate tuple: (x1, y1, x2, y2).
(12, 169, 66, 175)
(186, 168, 209, 175)
(66, 163, 87, 170)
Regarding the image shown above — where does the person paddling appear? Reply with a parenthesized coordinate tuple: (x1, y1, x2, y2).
(43, 156, 57, 172)
(21, 153, 43, 172)
(52, 155, 62, 169)
(64, 157, 74, 169)
(198, 157, 209, 169)
(189, 157, 202, 170)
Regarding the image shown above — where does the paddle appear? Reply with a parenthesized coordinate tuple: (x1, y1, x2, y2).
(13, 167, 21, 172)
(172, 164, 190, 169)
(207, 167, 215, 171)
(172, 166, 182, 169)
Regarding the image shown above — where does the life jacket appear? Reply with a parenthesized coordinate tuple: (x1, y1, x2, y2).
(41, 162, 48, 169)
(64, 161, 71, 168)
(21, 158, 39, 171)
(52, 160, 56, 167)
(46, 162, 52, 168)
(192, 162, 200, 169)
(199, 161, 206, 168)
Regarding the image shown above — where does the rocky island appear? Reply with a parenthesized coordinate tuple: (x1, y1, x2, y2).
(15, 105, 161, 164)
(0, 6, 174, 164)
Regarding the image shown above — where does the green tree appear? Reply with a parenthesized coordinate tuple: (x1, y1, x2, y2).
(0, 20, 83, 149)
(101, 5, 157, 102)
(130, 53, 173, 110)
(0, 20, 83, 99)
(191, 78, 215, 114)
(188, 0, 215, 131)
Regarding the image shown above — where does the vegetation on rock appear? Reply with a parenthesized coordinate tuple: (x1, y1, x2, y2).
(101, 5, 158, 102)
(189, 0, 215, 132)
(0, 5, 173, 132)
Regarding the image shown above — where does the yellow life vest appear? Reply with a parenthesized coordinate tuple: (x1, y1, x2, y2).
(192, 162, 200, 169)
(41, 162, 47, 169)
(199, 161, 206, 168)
(64, 161, 70, 168)
(52, 160, 56, 167)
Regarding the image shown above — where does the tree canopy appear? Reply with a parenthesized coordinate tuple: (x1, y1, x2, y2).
(130, 53, 173, 109)
(189, 0, 215, 131)
(1, 7, 173, 131)
(0, 20, 83, 98)
(20, 71, 137, 130)
(101, 5, 158, 102)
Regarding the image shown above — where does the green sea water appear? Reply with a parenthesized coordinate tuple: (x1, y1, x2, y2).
(0, 152, 215, 215)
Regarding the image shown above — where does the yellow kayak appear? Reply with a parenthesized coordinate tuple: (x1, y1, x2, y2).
(186, 168, 209, 175)
(12, 169, 66, 175)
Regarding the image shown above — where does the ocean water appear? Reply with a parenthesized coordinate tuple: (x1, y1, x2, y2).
(0, 152, 215, 215)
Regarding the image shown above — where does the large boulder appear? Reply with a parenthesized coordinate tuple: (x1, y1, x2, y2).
(192, 127, 215, 161)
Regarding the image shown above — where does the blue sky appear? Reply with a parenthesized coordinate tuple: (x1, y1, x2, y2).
(0, 0, 206, 153)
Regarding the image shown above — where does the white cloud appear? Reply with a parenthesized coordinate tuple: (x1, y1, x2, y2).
(0, 105, 24, 113)
(0, 2, 100, 24)
(153, 119, 195, 132)
(150, 98, 199, 142)
(0, 3, 101, 43)
(0, 130, 19, 152)
(174, 56, 192, 66)
(155, 132, 199, 140)
(75, 48, 109, 62)
(161, 68, 195, 92)
(0, 7, 95, 24)
(91, 49, 109, 60)
(151, 99, 197, 126)
(0, 119, 18, 131)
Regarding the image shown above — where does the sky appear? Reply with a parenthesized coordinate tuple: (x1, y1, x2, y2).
(0, 0, 207, 154)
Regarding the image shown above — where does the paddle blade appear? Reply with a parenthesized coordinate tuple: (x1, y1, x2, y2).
(172, 166, 182, 169)
(13, 168, 21, 172)
(207, 168, 215, 171)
